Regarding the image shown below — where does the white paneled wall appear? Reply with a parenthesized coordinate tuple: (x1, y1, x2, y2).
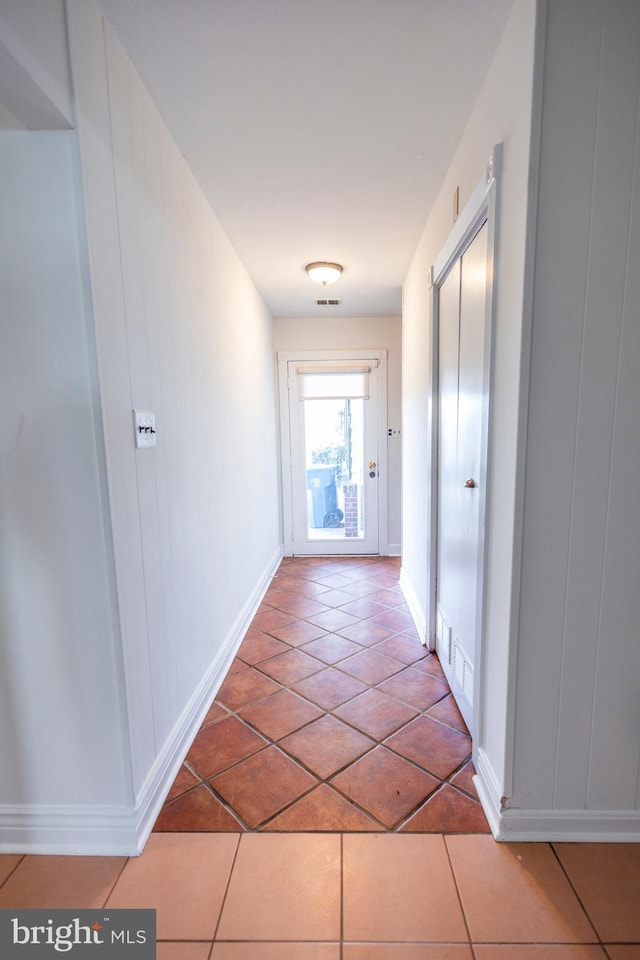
(403, 0, 640, 840)
(63, 0, 279, 847)
(510, 0, 640, 834)
(0, 132, 128, 833)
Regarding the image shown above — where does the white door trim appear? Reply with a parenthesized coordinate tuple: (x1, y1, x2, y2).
(428, 145, 501, 743)
(278, 349, 388, 556)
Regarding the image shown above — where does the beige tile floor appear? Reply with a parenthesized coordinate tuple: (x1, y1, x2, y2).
(1, 834, 639, 957)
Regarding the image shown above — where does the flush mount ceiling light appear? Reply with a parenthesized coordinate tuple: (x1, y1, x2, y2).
(305, 261, 343, 286)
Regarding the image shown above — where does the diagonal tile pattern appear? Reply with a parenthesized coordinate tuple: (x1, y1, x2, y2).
(185, 715, 267, 779)
(154, 556, 489, 832)
(279, 714, 375, 779)
(210, 747, 317, 828)
(331, 747, 441, 828)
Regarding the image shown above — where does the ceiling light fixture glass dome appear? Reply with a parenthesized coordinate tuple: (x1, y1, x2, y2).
(305, 261, 343, 286)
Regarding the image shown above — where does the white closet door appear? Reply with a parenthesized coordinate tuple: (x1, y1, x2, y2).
(436, 221, 488, 733)
(437, 259, 462, 631)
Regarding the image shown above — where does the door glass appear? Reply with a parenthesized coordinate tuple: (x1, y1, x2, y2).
(304, 397, 365, 541)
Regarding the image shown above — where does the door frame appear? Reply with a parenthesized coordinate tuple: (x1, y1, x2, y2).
(278, 349, 388, 556)
(427, 145, 501, 739)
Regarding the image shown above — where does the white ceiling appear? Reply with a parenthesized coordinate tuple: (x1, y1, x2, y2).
(99, 0, 515, 319)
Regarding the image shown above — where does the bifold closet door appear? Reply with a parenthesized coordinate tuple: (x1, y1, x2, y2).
(436, 221, 488, 733)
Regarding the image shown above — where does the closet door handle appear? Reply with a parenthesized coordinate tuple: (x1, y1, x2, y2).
(464, 478, 477, 488)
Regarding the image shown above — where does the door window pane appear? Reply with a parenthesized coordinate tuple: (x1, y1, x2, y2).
(297, 367, 370, 399)
(304, 397, 365, 541)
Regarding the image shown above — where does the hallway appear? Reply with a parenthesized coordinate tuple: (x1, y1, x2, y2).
(154, 556, 488, 834)
(1, 552, 639, 954)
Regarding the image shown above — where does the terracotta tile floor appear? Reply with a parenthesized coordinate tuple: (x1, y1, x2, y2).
(155, 556, 490, 833)
(2, 835, 639, 956)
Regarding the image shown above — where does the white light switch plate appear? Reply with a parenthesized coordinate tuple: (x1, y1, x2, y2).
(133, 409, 156, 448)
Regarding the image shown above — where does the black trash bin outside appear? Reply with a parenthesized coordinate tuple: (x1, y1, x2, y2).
(306, 465, 344, 528)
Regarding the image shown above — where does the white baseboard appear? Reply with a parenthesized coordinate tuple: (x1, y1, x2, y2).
(474, 746, 640, 842)
(473, 746, 504, 838)
(398, 568, 427, 644)
(494, 808, 640, 842)
(0, 546, 283, 856)
(0, 805, 138, 856)
(132, 545, 282, 853)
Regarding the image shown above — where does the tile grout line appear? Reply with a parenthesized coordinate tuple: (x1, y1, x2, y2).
(442, 834, 477, 960)
(210, 832, 242, 945)
(548, 842, 605, 949)
(254, 776, 389, 832)
(340, 832, 344, 960)
(0, 855, 25, 891)
(102, 854, 131, 909)
(200, 779, 250, 832)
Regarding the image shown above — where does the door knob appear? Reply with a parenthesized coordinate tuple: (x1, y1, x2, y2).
(368, 461, 376, 469)
(464, 478, 477, 488)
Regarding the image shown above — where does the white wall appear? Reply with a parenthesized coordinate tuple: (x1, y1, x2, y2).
(0, 0, 73, 128)
(404, 0, 640, 841)
(401, 0, 537, 797)
(0, 101, 25, 129)
(65, 0, 281, 842)
(0, 0, 280, 854)
(0, 133, 128, 825)
(507, 0, 640, 837)
(274, 316, 402, 553)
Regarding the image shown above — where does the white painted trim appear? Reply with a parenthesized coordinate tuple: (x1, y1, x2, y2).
(0, 805, 137, 856)
(431, 149, 500, 286)
(399, 568, 427, 645)
(426, 277, 439, 649)
(0, 546, 282, 856)
(386, 543, 401, 557)
(473, 745, 504, 838)
(494, 809, 640, 843)
(277, 349, 388, 557)
(501, 2, 547, 802)
(475, 744, 640, 842)
(132, 544, 282, 852)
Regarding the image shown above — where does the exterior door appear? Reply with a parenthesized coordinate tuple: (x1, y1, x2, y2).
(285, 357, 380, 555)
(436, 220, 488, 733)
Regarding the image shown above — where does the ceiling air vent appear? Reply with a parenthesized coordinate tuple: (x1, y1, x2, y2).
(314, 298, 341, 306)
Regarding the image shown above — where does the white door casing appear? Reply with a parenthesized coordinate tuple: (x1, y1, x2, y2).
(430, 147, 500, 739)
(278, 350, 388, 556)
